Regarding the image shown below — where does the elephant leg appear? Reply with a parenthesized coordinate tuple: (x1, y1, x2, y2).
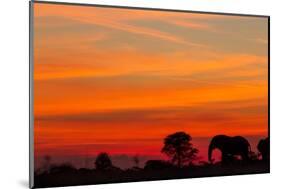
(241, 149, 249, 161)
(241, 150, 249, 161)
(221, 152, 229, 163)
(263, 152, 269, 161)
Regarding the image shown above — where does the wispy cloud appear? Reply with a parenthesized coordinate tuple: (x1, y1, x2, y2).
(35, 3, 209, 47)
(255, 38, 268, 45)
(33, 3, 268, 162)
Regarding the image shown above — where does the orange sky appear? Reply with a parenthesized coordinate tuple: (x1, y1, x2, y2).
(33, 2, 268, 168)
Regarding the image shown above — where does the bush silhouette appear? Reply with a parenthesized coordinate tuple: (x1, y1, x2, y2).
(49, 163, 76, 174)
(161, 131, 198, 167)
(144, 160, 175, 170)
(95, 152, 113, 171)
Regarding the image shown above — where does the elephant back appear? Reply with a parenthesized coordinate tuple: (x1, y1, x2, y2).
(232, 136, 251, 151)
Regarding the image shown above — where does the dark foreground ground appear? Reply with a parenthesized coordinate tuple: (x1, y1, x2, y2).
(34, 161, 269, 188)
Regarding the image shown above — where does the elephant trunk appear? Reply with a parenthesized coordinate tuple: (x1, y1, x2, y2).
(208, 142, 214, 163)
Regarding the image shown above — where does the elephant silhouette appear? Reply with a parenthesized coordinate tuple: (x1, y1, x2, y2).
(257, 137, 269, 161)
(208, 135, 251, 163)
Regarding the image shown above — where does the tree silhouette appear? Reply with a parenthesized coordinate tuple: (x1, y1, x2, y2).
(132, 154, 140, 168)
(161, 132, 198, 167)
(42, 155, 52, 172)
(95, 152, 113, 171)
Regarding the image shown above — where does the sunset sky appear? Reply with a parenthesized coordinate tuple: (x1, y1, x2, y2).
(33, 2, 268, 169)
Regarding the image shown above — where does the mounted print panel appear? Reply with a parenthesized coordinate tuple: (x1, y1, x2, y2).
(30, 1, 269, 188)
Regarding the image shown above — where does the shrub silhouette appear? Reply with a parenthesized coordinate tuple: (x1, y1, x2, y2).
(95, 152, 113, 171)
(161, 131, 198, 167)
(144, 160, 175, 170)
(49, 163, 76, 174)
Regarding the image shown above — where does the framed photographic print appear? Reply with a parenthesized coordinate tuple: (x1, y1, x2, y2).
(29, 1, 270, 188)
